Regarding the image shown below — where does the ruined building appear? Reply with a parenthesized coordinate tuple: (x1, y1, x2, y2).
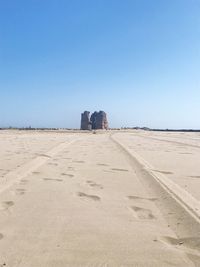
(80, 111, 108, 130)
(90, 111, 108, 130)
(80, 111, 92, 130)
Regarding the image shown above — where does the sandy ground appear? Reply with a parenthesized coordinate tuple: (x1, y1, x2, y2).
(114, 131, 200, 201)
(0, 130, 200, 266)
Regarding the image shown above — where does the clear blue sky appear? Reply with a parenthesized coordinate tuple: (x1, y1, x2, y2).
(0, 0, 200, 129)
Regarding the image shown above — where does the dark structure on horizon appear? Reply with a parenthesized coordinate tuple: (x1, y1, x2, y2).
(81, 111, 108, 130)
(81, 111, 92, 130)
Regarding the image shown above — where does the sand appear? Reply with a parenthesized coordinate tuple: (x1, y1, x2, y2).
(0, 130, 200, 266)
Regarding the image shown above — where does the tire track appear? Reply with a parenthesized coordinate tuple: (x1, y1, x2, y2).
(110, 134, 200, 224)
(0, 139, 78, 195)
(132, 133, 200, 149)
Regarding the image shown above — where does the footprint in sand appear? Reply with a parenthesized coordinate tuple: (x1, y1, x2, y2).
(128, 195, 157, 202)
(111, 168, 129, 172)
(97, 163, 109, 166)
(0, 233, 3, 240)
(73, 160, 85, 163)
(161, 236, 200, 250)
(43, 178, 63, 182)
(77, 192, 101, 201)
(32, 171, 40, 175)
(86, 181, 103, 189)
(15, 188, 26, 195)
(61, 173, 74, 178)
(19, 179, 28, 185)
(67, 167, 75, 171)
(189, 175, 200, 179)
(48, 163, 58, 166)
(0, 201, 14, 211)
(131, 206, 155, 220)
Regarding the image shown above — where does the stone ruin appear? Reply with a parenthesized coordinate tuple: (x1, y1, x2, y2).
(80, 111, 92, 130)
(80, 111, 108, 130)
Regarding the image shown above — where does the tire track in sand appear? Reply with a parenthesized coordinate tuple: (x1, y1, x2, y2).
(111, 134, 200, 224)
(0, 139, 78, 195)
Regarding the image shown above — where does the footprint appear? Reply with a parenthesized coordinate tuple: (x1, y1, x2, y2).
(131, 206, 155, 219)
(68, 167, 74, 170)
(20, 179, 28, 185)
(86, 181, 103, 189)
(161, 236, 200, 250)
(13, 188, 26, 195)
(0, 233, 3, 240)
(48, 163, 58, 166)
(77, 192, 101, 201)
(152, 170, 173, 175)
(111, 168, 129, 172)
(97, 163, 109, 166)
(189, 176, 200, 179)
(43, 178, 63, 182)
(61, 173, 74, 178)
(0, 201, 14, 211)
(15, 188, 26, 195)
(32, 171, 40, 175)
(160, 236, 200, 265)
(128, 195, 157, 202)
(73, 160, 85, 163)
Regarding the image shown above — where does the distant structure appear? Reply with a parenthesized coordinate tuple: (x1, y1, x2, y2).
(80, 110, 108, 130)
(81, 111, 92, 130)
(91, 111, 108, 130)
(90, 112, 97, 130)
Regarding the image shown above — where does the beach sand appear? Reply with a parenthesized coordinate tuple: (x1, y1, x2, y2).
(0, 130, 200, 266)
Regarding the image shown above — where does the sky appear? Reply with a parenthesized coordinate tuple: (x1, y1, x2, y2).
(0, 0, 200, 129)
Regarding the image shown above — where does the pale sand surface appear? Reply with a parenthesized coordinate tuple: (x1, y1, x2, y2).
(114, 131, 200, 201)
(0, 130, 79, 179)
(0, 130, 200, 266)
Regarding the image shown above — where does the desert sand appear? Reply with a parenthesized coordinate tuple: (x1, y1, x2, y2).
(0, 130, 200, 266)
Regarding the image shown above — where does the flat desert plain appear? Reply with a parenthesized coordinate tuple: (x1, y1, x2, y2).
(0, 130, 200, 267)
